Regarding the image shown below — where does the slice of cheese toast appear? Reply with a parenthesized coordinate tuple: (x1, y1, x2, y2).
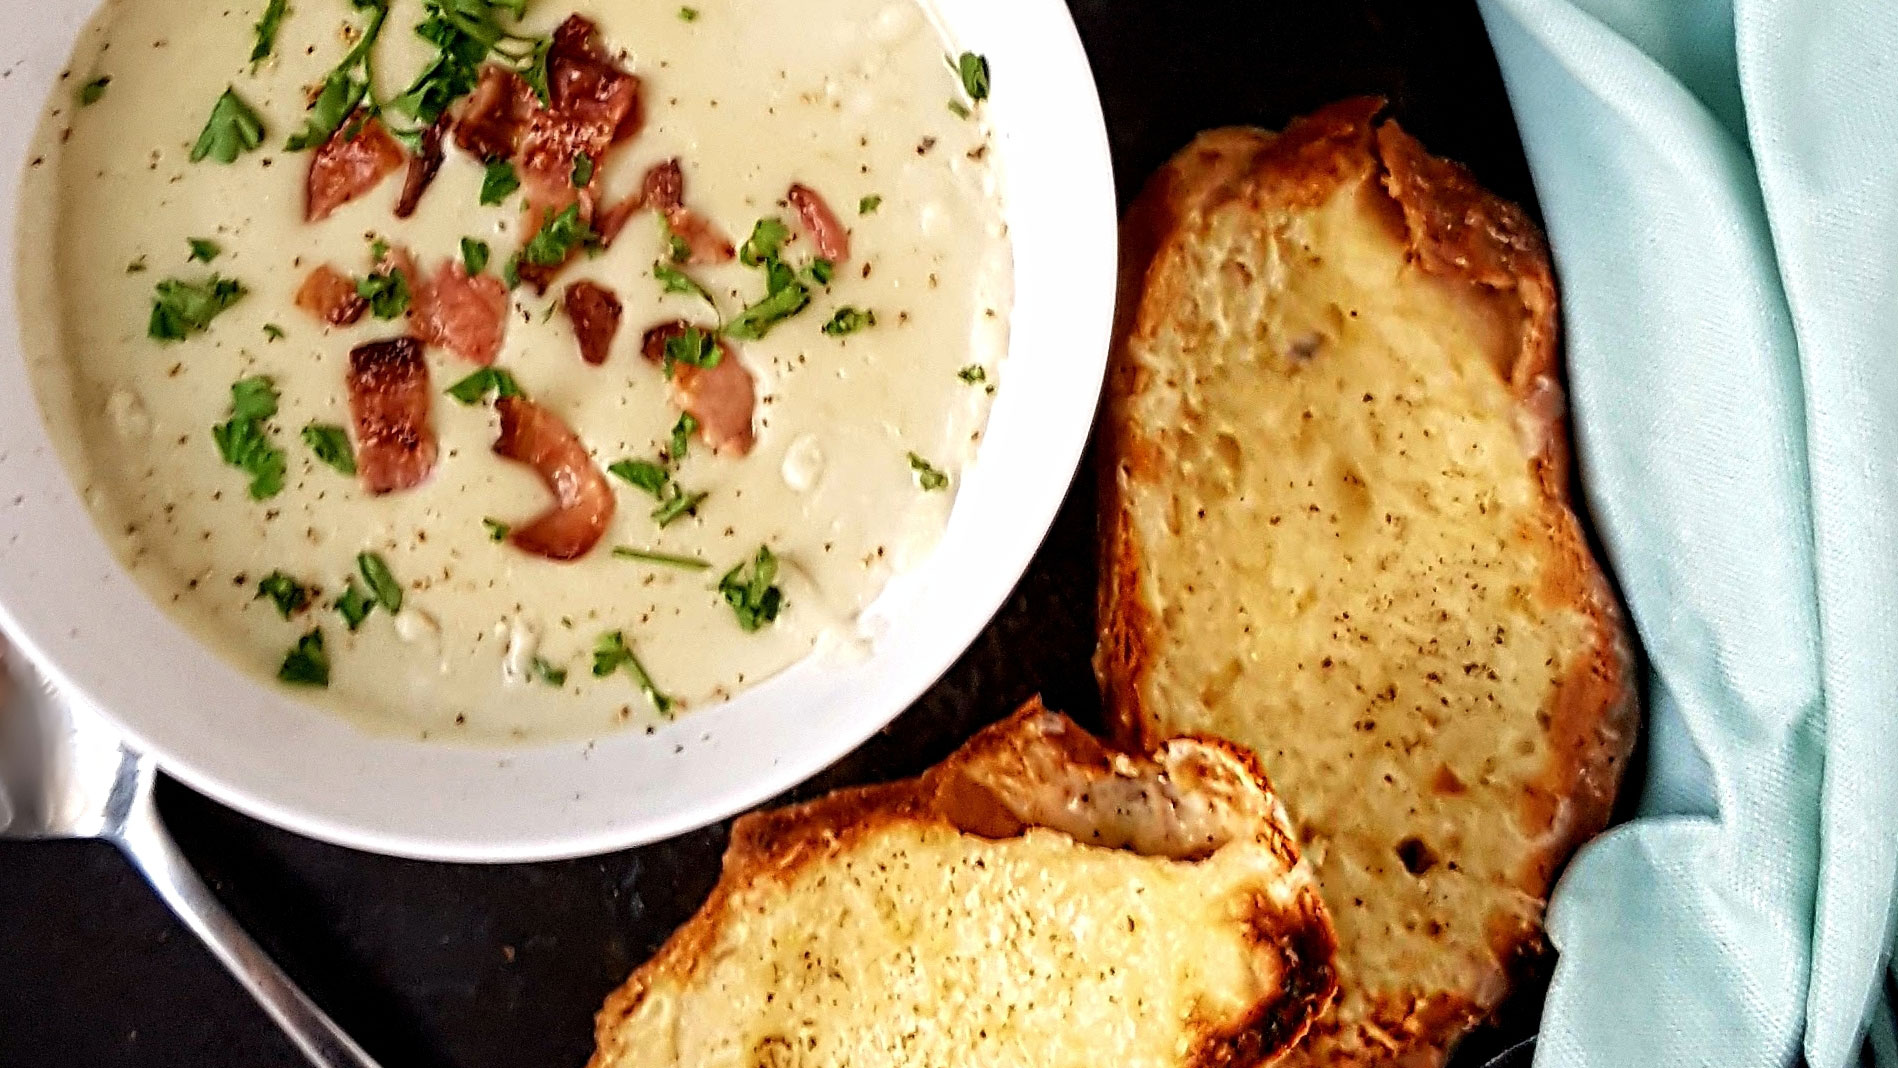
(1097, 98, 1637, 1067)
(588, 700, 1338, 1068)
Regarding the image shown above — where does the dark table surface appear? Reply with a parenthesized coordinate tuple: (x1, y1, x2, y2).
(0, 3, 1543, 1065)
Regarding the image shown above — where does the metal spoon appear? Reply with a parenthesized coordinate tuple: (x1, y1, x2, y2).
(0, 641, 383, 1068)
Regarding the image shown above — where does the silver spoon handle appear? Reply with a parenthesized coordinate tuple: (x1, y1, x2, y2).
(113, 790, 383, 1068)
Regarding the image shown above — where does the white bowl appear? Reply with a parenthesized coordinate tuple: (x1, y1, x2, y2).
(0, 0, 1115, 861)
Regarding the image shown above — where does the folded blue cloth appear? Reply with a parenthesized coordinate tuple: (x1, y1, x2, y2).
(1475, 0, 1898, 1064)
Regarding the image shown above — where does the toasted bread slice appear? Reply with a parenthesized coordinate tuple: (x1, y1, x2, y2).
(589, 700, 1338, 1068)
(1096, 99, 1637, 1067)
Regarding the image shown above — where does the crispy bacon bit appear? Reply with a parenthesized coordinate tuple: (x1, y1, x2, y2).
(394, 112, 451, 219)
(454, 66, 537, 162)
(306, 111, 406, 222)
(518, 18, 639, 198)
(593, 194, 642, 247)
(411, 259, 509, 365)
(563, 281, 622, 365)
(347, 337, 437, 494)
(787, 183, 850, 262)
(295, 264, 366, 326)
(491, 396, 615, 560)
(641, 321, 756, 456)
(640, 158, 735, 264)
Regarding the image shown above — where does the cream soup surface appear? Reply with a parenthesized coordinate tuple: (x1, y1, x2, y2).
(18, 0, 1009, 740)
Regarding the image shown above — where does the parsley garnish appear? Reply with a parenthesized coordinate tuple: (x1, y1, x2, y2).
(668, 413, 697, 461)
(612, 547, 710, 570)
(654, 262, 715, 308)
(801, 259, 835, 288)
(661, 326, 721, 377)
(609, 459, 670, 496)
(250, 0, 290, 63)
(192, 87, 266, 163)
(571, 153, 594, 187)
(277, 628, 330, 687)
(592, 631, 672, 714)
(483, 517, 510, 541)
(212, 377, 285, 500)
(78, 76, 110, 107)
(356, 265, 411, 319)
(908, 452, 948, 491)
(356, 551, 402, 614)
(255, 571, 311, 618)
(509, 203, 597, 283)
(461, 237, 490, 275)
(957, 51, 990, 101)
(678, 6, 698, 19)
(957, 364, 987, 384)
(301, 423, 356, 475)
(822, 307, 874, 336)
(718, 546, 783, 632)
(186, 238, 221, 263)
(723, 284, 810, 340)
(283, 0, 386, 152)
(651, 488, 707, 528)
(664, 222, 691, 264)
(479, 159, 520, 206)
(149, 274, 245, 341)
(738, 217, 791, 266)
(858, 194, 881, 215)
(445, 366, 525, 404)
(947, 99, 970, 119)
(335, 580, 374, 631)
(532, 656, 567, 686)
(387, 0, 552, 131)
(723, 216, 826, 339)
(263, 323, 286, 341)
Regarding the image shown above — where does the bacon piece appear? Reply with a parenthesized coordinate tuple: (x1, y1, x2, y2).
(295, 264, 365, 326)
(641, 321, 756, 456)
(640, 159, 734, 264)
(394, 112, 450, 219)
(491, 396, 615, 560)
(563, 281, 622, 365)
(593, 193, 642, 247)
(454, 66, 537, 162)
(640, 158, 684, 212)
(410, 259, 509, 365)
(306, 112, 406, 222)
(518, 19, 639, 195)
(787, 183, 850, 262)
(347, 337, 437, 494)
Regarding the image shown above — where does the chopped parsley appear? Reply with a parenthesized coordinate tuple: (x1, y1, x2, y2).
(250, 0, 290, 63)
(483, 517, 511, 542)
(651, 487, 707, 528)
(801, 258, 835, 288)
(957, 364, 986, 384)
(78, 76, 110, 107)
(738, 217, 791, 266)
(356, 265, 411, 319)
(192, 88, 265, 163)
(678, 5, 698, 19)
(570, 152, 594, 187)
(356, 552, 402, 614)
(661, 326, 722, 376)
(723, 284, 809, 340)
(592, 631, 672, 714)
(387, 0, 552, 133)
(510, 203, 597, 281)
(531, 656, 568, 686)
(334, 580, 374, 631)
(609, 459, 670, 496)
(445, 366, 525, 404)
(822, 307, 875, 336)
(947, 99, 970, 119)
(149, 274, 245, 341)
(263, 323, 287, 341)
(301, 423, 356, 475)
(284, 0, 387, 151)
(461, 237, 490, 275)
(479, 159, 521, 206)
(663, 221, 691, 264)
(613, 546, 711, 570)
(718, 546, 783, 632)
(957, 51, 990, 102)
(668, 413, 698, 461)
(654, 262, 715, 308)
(277, 628, 330, 687)
(723, 216, 827, 339)
(255, 571, 311, 618)
(212, 377, 286, 500)
(858, 195, 881, 215)
(908, 452, 949, 491)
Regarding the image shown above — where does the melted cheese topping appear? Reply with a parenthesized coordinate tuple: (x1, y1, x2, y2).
(18, 0, 1010, 740)
(605, 822, 1292, 1068)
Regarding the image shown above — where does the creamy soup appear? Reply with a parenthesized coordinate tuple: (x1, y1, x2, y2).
(18, 0, 1009, 740)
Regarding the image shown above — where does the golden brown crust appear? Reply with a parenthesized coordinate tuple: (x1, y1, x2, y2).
(590, 699, 1341, 1068)
(1097, 102, 1637, 1067)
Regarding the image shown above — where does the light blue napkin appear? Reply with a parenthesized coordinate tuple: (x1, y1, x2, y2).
(1474, 0, 1898, 1064)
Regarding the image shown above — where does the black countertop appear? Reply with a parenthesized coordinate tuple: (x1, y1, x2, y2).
(0, 3, 1541, 1065)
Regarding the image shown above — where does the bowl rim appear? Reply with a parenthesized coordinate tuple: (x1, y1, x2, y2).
(0, 0, 1116, 861)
